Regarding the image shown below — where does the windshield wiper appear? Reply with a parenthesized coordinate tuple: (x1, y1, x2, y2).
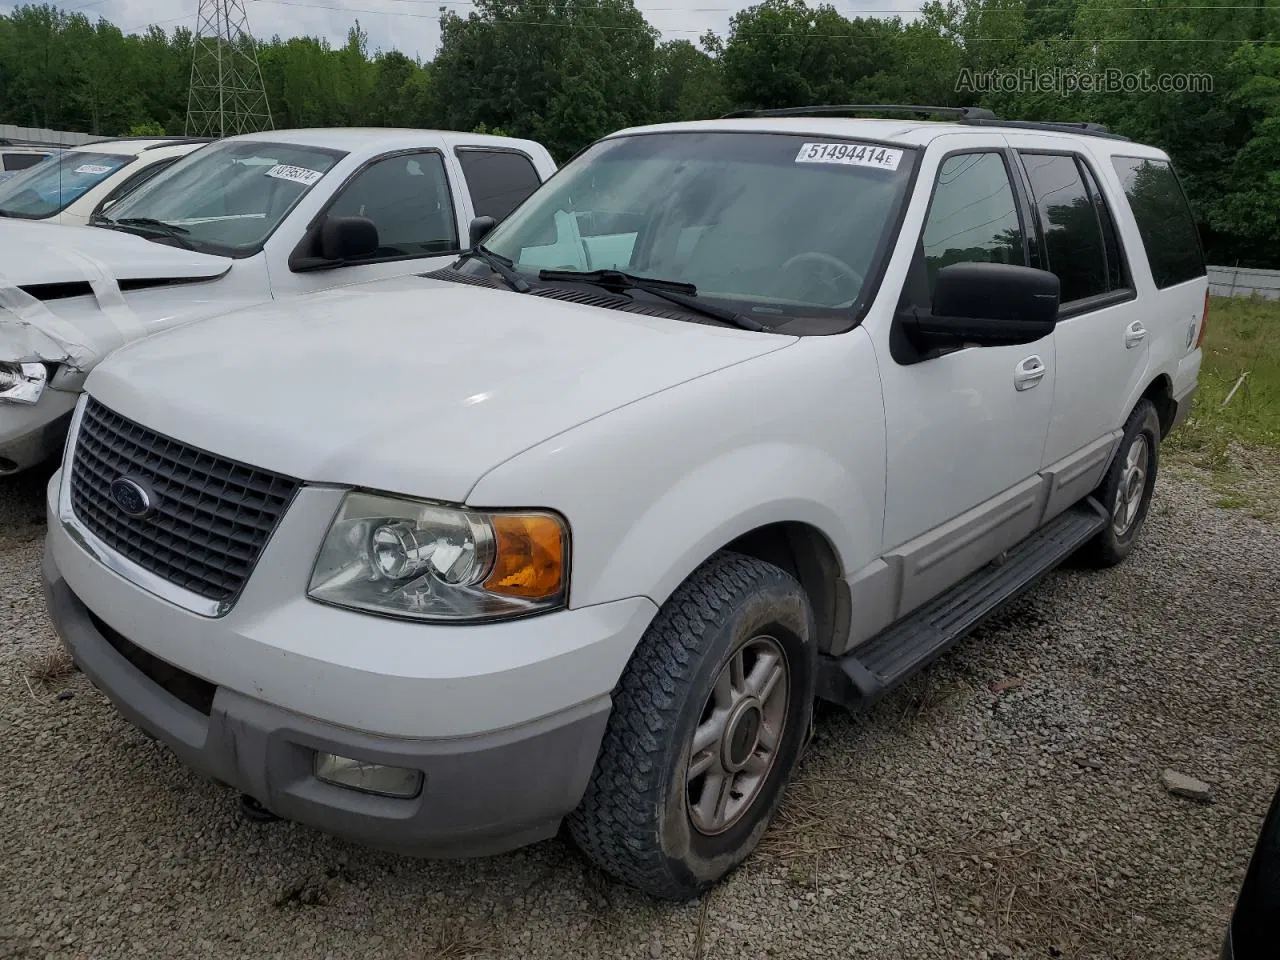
(538, 268, 768, 332)
(456, 245, 530, 293)
(103, 217, 195, 250)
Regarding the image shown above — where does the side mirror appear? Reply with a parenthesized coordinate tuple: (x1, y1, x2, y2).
(901, 262, 1060, 349)
(320, 215, 379, 262)
(469, 216, 497, 249)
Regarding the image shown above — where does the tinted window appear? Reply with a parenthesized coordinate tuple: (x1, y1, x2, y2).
(456, 149, 542, 221)
(328, 151, 458, 260)
(1079, 161, 1126, 290)
(1111, 156, 1205, 289)
(921, 152, 1025, 291)
(1021, 153, 1109, 303)
(3, 152, 47, 171)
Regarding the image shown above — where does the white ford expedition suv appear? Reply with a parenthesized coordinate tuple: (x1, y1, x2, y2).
(41, 107, 1206, 901)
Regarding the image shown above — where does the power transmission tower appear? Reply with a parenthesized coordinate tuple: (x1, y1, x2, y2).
(186, 0, 274, 137)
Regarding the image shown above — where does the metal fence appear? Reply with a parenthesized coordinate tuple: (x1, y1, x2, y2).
(1208, 264, 1280, 301)
(0, 124, 102, 148)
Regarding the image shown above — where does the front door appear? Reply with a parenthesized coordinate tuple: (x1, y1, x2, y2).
(868, 140, 1057, 616)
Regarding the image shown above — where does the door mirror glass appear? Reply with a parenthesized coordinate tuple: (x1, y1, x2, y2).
(469, 215, 497, 249)
(320, 215, 379, 262)
(902, 262, 1059, 348)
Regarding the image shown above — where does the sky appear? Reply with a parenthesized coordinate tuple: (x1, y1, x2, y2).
(3, 0, 921, 61)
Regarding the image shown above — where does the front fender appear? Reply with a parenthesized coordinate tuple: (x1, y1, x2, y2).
(466, 331, 887, 613)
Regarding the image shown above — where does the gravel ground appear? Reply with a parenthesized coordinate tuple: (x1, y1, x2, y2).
(2, 463, 1278, 960)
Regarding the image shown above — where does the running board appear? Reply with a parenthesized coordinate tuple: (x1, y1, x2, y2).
(817, 499, 1108, 710)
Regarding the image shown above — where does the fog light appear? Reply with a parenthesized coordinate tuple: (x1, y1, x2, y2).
(314, 753, 423, 799)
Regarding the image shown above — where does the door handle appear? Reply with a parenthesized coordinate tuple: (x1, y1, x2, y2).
(1014, 355, 1046, 391)
(1125, 321, 1147, 349)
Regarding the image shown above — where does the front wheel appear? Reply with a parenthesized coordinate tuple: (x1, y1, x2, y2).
(567, 552, 816, 901)
(1079, 398, 1162, 568)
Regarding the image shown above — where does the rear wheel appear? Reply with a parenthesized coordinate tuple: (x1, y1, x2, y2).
(1079, 399, 1161, 568)
(568, 552, 815, 901)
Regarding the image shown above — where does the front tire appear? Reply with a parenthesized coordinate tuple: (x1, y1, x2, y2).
(1079, 399, 1161, 568)
(567, 552, 815, 901)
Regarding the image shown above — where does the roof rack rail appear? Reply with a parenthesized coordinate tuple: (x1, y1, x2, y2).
(141, 137, 214, 151)
(960, 117, 1130, 141)
(718, 104, 1130, 142)
(721, 104, 998, 121)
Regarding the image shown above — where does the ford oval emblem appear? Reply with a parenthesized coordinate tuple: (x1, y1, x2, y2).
(109, 477, 154, 519)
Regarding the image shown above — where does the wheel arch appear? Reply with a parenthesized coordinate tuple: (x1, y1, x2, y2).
(1138, 373, 1176, 438)
(722, 522, 851, 655)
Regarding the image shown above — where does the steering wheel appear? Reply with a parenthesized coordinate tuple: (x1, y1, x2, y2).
(777, 251, 865, 304)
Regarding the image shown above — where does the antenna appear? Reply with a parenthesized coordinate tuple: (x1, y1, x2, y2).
(186, 0, 274, 137)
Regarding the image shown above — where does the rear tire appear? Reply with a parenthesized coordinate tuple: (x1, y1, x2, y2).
(1079, 399, 1161, 568)
(567, 552, 815, 901)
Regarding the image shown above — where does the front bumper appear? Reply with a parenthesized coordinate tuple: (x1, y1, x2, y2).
(0, 389, 78, 474)
(44, 545, 615, 857)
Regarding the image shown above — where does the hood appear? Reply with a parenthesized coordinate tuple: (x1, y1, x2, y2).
(0, 219, 230, 287)
(0, 219, 231, 369)
(86, 276, 797, 501)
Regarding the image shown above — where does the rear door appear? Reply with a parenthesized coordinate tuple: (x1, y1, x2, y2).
(1003, 135, 1148, 513)
(453, 145, 546, 225)
(1106, 153, 1207, 410)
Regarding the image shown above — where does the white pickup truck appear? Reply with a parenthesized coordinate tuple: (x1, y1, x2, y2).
(0, 127, 557, 474)
(42, 108, 1205, 900)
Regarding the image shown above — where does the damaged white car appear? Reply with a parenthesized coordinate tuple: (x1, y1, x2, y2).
(0, 127, 556, 475)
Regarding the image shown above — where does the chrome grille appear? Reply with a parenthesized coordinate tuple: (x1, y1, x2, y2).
(69, 398, 300, 605)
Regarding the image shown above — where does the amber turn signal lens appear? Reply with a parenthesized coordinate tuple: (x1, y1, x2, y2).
(485, 514, 565, 600)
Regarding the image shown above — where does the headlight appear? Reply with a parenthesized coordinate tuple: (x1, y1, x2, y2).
(308, 492, 568, 622)
(0, 361, 47, 405)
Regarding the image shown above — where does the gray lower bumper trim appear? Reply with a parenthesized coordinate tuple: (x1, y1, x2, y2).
(1169, 384, 1197, 435)
(43, 543, 611, 859)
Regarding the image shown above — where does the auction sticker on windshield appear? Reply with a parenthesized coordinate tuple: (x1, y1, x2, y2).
(795, 143, 902, 171)
(74, 164, 113, 176)
(265, 164, 324, 187)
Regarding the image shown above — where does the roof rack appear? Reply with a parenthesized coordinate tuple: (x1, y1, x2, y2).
(83, 135, 215, 150)
(718, 104, 1130, 141)
(960, 117, 1129, 141)
(721, 104, 998, 121)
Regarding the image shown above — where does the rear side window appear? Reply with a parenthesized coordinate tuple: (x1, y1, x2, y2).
(1020, 153, 1109, 304)
(1111, 156, 1205, 289)
(3, 152, 46, 171)
(456, 148, 542, 221)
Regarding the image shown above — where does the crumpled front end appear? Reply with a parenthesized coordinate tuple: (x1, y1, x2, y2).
(0, 224, 236, 473)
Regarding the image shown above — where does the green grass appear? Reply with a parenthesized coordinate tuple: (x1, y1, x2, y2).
(1165, 294, 1280, 519)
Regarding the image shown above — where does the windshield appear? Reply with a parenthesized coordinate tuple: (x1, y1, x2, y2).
(479, 132, 918, 320)
(101, 140, 347, 257)
(0, 151, 131, 218)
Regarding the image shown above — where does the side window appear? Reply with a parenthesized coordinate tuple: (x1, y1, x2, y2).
(1078, 160, 1127, 291)
(455, 148, 542, 222)
(1111, 156, 1206, 289)
(327, 151, 458, 260)
(920, 152, 1026, 295)
(1019, 153, 1109, 304)
(4, 152, 46, 172)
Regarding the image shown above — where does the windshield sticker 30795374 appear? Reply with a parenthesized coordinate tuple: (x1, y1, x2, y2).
(264, 164, 324, 187)
(795, 143, 902, 171)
